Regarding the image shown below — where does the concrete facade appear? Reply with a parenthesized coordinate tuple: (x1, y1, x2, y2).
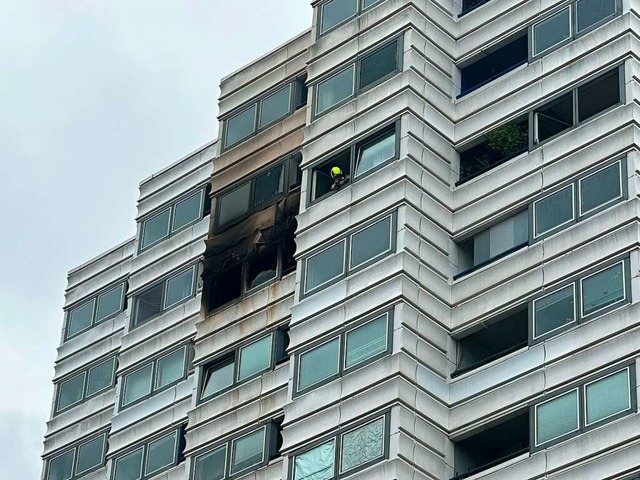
(44, 1, 640, 479)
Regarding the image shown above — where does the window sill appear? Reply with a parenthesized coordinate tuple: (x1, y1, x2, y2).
(457, 60, 527, 99)
(451, 342, 528, 379)
(453, 242, 528, 281)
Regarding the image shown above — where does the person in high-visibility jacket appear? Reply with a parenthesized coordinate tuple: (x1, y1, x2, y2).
(330, 166, 349, 190)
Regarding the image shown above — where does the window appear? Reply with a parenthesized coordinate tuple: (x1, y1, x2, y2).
(139, 186, 211, 251)
(532, 258, 629, 340)
(318, 0, 383, 35)
(460, 0, 491, 15)
(533, 7, 571, 56)
(310, 123, 398, 202)
(121, 345, 188, 408)
(193, 423, 280, 480)
(55, 356, 116, 414)
(534, 366, 634, 448)
(113, 429, 182, 480)
(295, 311, 392, 394)
(65, 282, 126, 340)
(579, 161, 623, 215)
(533, 186, 574, 237)
(291, 413, 389, 480)
(222, 78, 307, 149)
(458, 210, 529, 274)
(303, 214, 395, 296)
(46, 432, 108, 480)
(199, 330, 288, 402)
(215, 154, 301, 230)
(576, 0, 618, 33)
(314, 38, 401, 116)
(132, 265, 196, 327)
(452, 412, 529, 480)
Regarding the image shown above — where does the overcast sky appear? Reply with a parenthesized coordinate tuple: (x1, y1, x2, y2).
(0, 1, 311, 478)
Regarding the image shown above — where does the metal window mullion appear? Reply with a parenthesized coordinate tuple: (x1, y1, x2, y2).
(572, 85, 579, 126)
(353, 59, 361, 97)
(335, 431, 343, 479)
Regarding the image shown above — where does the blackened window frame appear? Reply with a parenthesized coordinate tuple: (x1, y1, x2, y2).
(55, 355, 117, 415)
(45, 430, 109, 480)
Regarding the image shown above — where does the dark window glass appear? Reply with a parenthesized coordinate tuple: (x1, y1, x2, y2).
(114, 447, 144, 480)
(305, 240, 346, 292)
(48, 450, 74, 480)
(533, 7, 571, 55)
(146, 432, 177, 475)
(581, 262, 625, 316)
(164, 268, 194, 309)
(533, 285, 575, 338)
(172, 190, 203, 232)
(259, 85, 291, 128)
(363, 0, 381, 7)
(218, 182, 251, 227)
(194, 446, 226, 480)
(298, 338, 340, 391)
(359, 41, 398, 90)
(576, 0, 617, 32)
(134, 284, 163, 326)
(578, 69, 620, 122)
(75, 435, 104, 475)
(67, 301, 95, 338)
(536, 390, 579, 445)
(534, 186, 574, 236)
(123, 364, 153, 406)
(86, 357, 115, 397)
(316, 66, 355, 114)
(320, 0, 358, 33)
(350, 217, 392, 269)
(355, 129, 396, 177)
(311, 149, 351, 200)
(57, 373, 85, 411)
(225, 105, 257, 147)
(253, 164, 285, 208)
(210, 264, 243, 309)
(202, 359, 235, 398)
(155, 348, 185, 390)
(294, 440, 335, 480)
(536, 93, 573, 142)
(141, 209, 171, 249)
(340, 417, 385, 473)
(246, 250, 278, 290)
(231, 428, 265, 474)
(585, 369, 630, 425)
(345, 315, 388, 369)
(579, 162, 621, 215)
(462, 0, 488, 12)
(238, 335, 273, 381)
(96, 284, 124, 322)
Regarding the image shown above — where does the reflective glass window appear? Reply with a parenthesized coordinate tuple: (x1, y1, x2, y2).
(96, 284, 124, 322)
(534, 186, 574, 237)
(581, 262, 625, 316)
(533, 285, 575, 338)
(67, 301, 95, 338)
(533, 8, 571, 55)
(355, 129, 395, 177)
(298, 339, 340, 391)
(75, 435, 105, 475)
(146, 431, 177, 475)
(231, 428, 265, 475)
(579, 162, 622, 215)
(141, 209, 171, 249)
(585, 369, 631, 425)
(345, 315, 388, 369)
(86, 357, 115, 397)
(218, 182, 251, 227)
(48, 450, 74, 480)
(172, 190, 203, 232)
(363, 0, 382, 7)
(225, 105, 257, 147)
(294, 440, 335, 480)
(201, 360, 234, 398)
(340, 417, 385, 473)
(576, 0, 617, 32)
(259, 85, 291, 128)
(536, 390, 579, 445)
(316, 66, 355, 114)
(350, 216, 392, 270)
(320, 0, 358, 33)
(122, 364, 153, 406)
(238, 335, 273, 382)
(57, 373, 85, 411)
(305, 240, 346, 292)
(359, 41, 398, 90)
(164, 268, 194, 309)
(155, 348, 185, 390)
(194, 446, 226, 480)
(114, 447, 144, 480)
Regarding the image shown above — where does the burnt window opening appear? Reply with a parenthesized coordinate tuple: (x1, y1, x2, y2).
(215, 153, 301, 232)
(247, 249, 278, 291)
(458, 117, 528, 184)
(460, 33, 528, 97)
(453, 309, 528, 377)
(209, 264, 243, 310)
(452, 412, 529, 480)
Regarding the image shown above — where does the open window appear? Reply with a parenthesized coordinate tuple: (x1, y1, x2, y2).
(452, 412, 529, 480)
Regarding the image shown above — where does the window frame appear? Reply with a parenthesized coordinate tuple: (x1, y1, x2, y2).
(530, 362, 636, 451)
(307, 120, 400, 205)
(131, 264, 197, 328)
(221, 77, 307, 151)
(301, 212, 397, 297)
(198, 328, 288, 404)
(191, 422, 280, 480)
(55, 355, 117, 415)
(312, 36, 403, 118)
(288, 410, 391, 480)
(317, 0, 385, 37)
(293, 309, 393, 396)
(64, 281, 127, 341)
(111, 427, 183, 480)
(120, 344, 190, 409)
(138, 184, 210, 253)
(45, 431, 109, 480)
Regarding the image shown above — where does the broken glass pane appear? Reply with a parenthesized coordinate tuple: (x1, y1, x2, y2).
(294, 440, 335, 480)
(340, 417, 385, 473)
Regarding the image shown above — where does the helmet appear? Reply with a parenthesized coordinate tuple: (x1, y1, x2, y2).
(330, 166, 343, 177)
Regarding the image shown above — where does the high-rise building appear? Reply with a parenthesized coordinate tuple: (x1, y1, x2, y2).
(43, 1, 640, 479)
